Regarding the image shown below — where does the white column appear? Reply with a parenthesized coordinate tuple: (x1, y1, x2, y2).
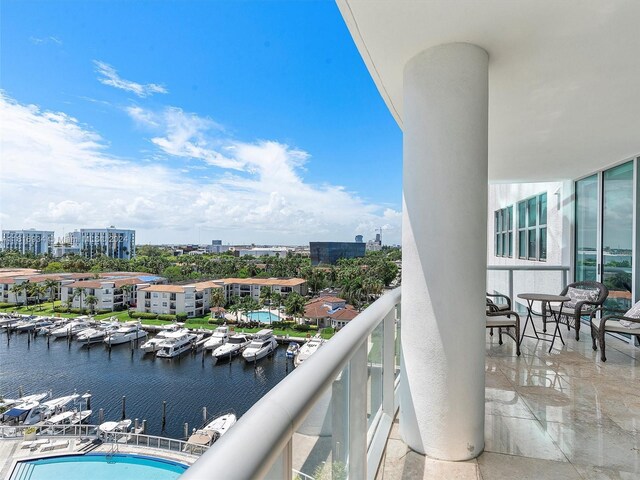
(400, 43, 488, 460)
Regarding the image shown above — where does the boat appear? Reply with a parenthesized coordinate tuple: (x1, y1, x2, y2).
(98, 419, 132, 440)
(212, 334, 250, 360)
(104, 323, 147, 345)
(156, 330, 197, 358)
(0, 400, 43, 425)
(184, 412, 237, 450)
(40, 393, 80, 417)
(44, 411, 75, 426)
(50, 320, 91, 338)
(294, 336, 325, 367)
(14, 318, 54, 332)
(70, 409, 92, 424)
(140, 326, 184, 353)
(202, 325, 229, 351)
(77, 323, 119, 345)
(242, 329, 278, 362)
(0, 391, 50, 409)
(286, 342, 300, 358)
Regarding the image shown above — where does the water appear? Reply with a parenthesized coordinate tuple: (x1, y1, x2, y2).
(246, 311, 280, 323)
(13, 454, 186, 480)
(0, 330, 292, 439)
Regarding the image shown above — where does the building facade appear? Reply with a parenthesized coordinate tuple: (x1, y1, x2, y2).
(79, 228, 136, 259)
(1, 230, 54, 255)
(137, 280, 222, 317)
(309, 241, 366, 265)
(222, 278, 307, 301)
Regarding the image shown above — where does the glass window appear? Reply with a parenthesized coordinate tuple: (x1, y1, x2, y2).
(517, 193, 547, 261)
(575, 175, 598, 282)
(494, 206, 513, 258)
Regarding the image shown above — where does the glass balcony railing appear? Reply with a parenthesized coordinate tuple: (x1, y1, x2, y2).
(181, 288, 401, 480)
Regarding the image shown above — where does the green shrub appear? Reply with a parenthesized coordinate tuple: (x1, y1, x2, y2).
(0, 303, 15, 309)
(130, 312, 159, 319)
(176, 312, 188, 322)
(158, 314, 176, 321)
(293, 323, 310, 332)
(309, 325, 318, 331)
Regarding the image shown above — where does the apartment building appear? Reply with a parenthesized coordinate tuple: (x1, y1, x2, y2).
(137, 280, 222, 317)
(79, 228, 136, 259)
(222, 278, 307, 301)
(1, 230, 54, 255)
(61, 274, 165, 312)
(0, 272, 92, 305)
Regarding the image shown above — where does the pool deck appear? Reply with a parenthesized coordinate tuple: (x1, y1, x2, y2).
(0, 437, 199, 480)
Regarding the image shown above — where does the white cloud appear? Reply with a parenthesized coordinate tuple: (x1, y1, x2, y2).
(0, 93, 401, 244)
(30, 36, 62, 46)
(94, 61, 168, 97)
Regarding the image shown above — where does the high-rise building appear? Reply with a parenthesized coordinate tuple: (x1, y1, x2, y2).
(355, 235, 364, 243)
(1, 229, 54, 255)
(79, 228, 136, 259)
(309, 241, 366, 265)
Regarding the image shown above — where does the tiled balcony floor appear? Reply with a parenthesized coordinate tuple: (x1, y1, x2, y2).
(378, 318, 640, 479)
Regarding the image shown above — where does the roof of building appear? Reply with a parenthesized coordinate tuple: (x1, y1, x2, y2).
(304, 296, 358, 320)
(223, 278, 306, 287)
(138, 280, 222, 293)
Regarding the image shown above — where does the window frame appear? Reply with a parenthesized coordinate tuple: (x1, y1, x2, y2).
(517, 193, 547, 261)
(494, 206, 513, 258)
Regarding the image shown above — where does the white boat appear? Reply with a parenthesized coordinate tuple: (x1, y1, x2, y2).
(44, 411, 75, 425)
(184, 413, 237, 449)
(70, 409, 92, 424)
(212, 334, 250, 360)
(156, 331, 196, 358)
(0, 401, 43, 426)
(0, 391, 50, 409)
(77, 324, 119, 345)
(14, 318, 53, 332)
(242, 329, 278, 362)
(50, 320, 91, 338)
(294, 336, 325, 367)
(104, 323, 147, 345)
(98, 419, 132, 440)
(40, 393, 80, 417)
(202, 325, 229, 351)
(286, 342, 300, 358)
(140, 326, 185, 353)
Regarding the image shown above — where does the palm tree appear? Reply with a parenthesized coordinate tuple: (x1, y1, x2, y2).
(259, 286, 273, 314)
(271, 292, 282, 315)
(285, 292, 306, 323)
(121, 284, 133, 307)
(84, 295, 98, 315)
(9, 282, 28, 306)
(28, 284, 46, 310)
(44, 279, 58, 306)
(74, 287, 86, 313)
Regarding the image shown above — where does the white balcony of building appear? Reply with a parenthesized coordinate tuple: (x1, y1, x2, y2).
(180, 1, 639, 479)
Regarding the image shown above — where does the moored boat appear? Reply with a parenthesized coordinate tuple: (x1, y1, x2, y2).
(294, 336, 325, 368)
(212, 334, 250, 360)
(242, 329, 277, 362)
(156, 330, 196, 358)
(202, 325, 229, 351)
(184, 412, 237, 450)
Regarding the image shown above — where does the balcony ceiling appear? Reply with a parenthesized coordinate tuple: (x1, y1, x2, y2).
(337, 0, 640, 182)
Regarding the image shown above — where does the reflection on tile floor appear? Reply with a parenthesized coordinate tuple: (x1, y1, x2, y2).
(378, 318, 640, 479)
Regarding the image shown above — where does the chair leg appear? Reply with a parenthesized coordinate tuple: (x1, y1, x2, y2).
(591, 325, 597, 351)
(575, 318, 580, 341)
(498, 328, 503, 345)
(490, 327, 493, 336)
(599, 331, 607, 362)
(516, 324, 521, 356)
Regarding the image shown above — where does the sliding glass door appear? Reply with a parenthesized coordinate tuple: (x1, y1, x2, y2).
(602, 162, 634, 310)
(575, 160, 635, 311)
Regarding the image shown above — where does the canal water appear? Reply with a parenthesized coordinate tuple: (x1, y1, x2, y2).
(0, 329, 292, 439)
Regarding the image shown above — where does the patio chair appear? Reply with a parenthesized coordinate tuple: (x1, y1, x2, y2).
(590, 306, 640, 361)
(543, 281, 608, 341)
(486, 292, 512, 337)
(486, 303, 521, 356)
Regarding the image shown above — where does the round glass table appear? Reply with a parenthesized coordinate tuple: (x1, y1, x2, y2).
(517, 293, 570, 353)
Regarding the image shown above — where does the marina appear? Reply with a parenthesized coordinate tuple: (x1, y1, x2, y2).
(0, 316, 295, 440)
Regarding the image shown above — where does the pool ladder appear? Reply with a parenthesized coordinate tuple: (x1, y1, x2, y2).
(105, 441, 119, 463)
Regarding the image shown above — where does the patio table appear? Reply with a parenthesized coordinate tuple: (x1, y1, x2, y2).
(517, 293, 570, 353)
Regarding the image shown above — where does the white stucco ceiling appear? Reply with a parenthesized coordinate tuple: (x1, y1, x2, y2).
(337, 0, 640, 182)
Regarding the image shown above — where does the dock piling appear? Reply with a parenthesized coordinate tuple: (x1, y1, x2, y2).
(184, 422, 188, 439)
(202, 407, 207, 423)
(142, 419, 147, 434)
(98, 408, 104, 425)
(161, 401, 167, 431)
(121, 396, 126, 420)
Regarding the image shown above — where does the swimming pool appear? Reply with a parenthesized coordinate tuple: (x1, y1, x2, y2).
(246, 311, 280, 323)
(11, 453, 188, 480)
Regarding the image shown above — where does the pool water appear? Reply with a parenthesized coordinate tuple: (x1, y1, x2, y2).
(11, 454, 187, 480)
(246, 311, 280, 323)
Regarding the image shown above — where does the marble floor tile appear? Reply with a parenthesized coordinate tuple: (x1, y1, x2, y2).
(477, 452, 581, 480)
(484, 414, 566, 462)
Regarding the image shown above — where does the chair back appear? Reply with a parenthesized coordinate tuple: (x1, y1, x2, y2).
(560, 281, 609, 305)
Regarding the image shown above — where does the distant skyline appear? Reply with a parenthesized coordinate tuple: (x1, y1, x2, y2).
(0, 1, 402, 245)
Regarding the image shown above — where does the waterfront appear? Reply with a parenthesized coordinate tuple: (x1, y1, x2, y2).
(0, 328, 292, 439)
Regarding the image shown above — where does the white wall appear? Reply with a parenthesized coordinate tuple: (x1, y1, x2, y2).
(487, 181, 572, 309)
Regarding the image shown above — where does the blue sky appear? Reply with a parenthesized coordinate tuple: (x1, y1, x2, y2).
(0, 0, 402, 245)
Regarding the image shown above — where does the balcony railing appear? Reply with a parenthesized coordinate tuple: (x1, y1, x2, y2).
(182, 287, 401, 480)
